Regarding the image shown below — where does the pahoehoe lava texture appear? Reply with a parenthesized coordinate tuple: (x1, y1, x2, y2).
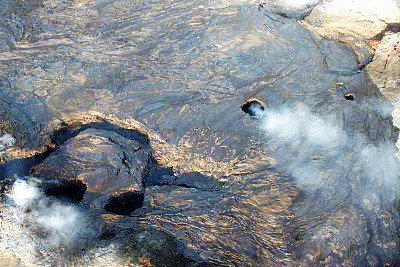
(31, 125, 151, 215)
(0, 0, 400, 266)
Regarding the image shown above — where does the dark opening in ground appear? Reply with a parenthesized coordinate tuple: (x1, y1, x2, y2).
(105, 191, 145, 215)
(344, 93, 355, 101)
(241, 99, 266, 117)
(41, 179, 87, 203)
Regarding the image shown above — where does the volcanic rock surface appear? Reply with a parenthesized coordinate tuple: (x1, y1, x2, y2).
(0, 0, 399, 266)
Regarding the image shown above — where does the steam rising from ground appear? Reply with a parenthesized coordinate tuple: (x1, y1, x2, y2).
(11, 179, 39, 206)
(6, 179, 85, 246)
(0, 178, 130, 266)
(261, 104, 345, 147)
(251, 103, 400, 206)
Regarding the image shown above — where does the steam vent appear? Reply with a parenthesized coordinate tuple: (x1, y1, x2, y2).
(241, 98, 266, 118)
(1, 0, 400, 266)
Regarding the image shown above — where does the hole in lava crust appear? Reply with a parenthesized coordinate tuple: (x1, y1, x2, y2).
(344, 93, 355, 101)
(241, 99, 266, 117)
(41, 179, 87, 203)
(104, 191, 145, 215)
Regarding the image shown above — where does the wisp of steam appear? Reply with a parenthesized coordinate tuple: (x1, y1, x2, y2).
(250, 103, 400, 207)
(11, 179, 40, 206)
(0, 178, 122, 265)
(9, 179, 83, 244)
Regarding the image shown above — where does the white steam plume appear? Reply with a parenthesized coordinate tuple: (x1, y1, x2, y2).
(260, 104, 344, 147)
(11, 179, 40, 206)
(252, 103, 400, 206)
(0, 178, 104, 265)
(9, 178, 82, 242)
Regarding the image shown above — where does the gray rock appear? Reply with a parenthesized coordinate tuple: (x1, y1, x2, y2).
(320, 38, 360, 75)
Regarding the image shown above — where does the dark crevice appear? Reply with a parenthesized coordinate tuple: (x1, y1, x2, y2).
(104, 191, 145, 215)
(121, 151, 131, 175)
(276, 12, 291, 19)
(328, 69, 362, 76)
(344, 93, 355, 101)
(145, 156, 175, 187)
(146, 159, 222, 192)
(99, 229, 116, 240)
(51, 121, 150, 148)
(176, 183, 191, 189)
(107, 136, 117, 144)
(40, 179, 87, 203)
(357, 54, 375, 71)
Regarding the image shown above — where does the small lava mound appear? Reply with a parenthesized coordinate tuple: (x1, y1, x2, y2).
(31, 121, 153, 215)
